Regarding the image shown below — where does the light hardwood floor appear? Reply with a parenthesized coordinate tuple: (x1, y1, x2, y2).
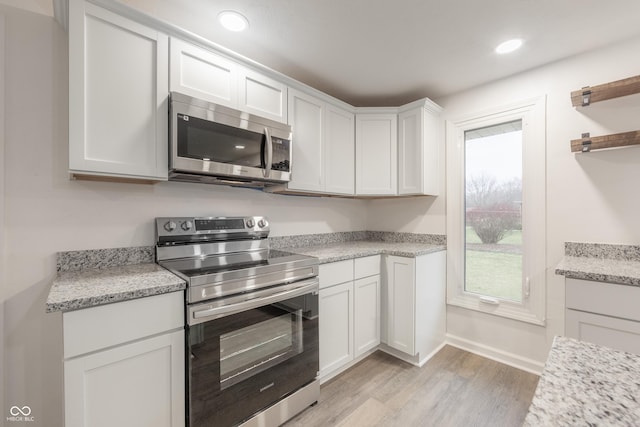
(286, 346, 539, 427)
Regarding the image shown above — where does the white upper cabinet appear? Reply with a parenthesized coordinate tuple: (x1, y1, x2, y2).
(324, 104, 355, 194)
(356, 113, 398, 196)
(170, 38, 287, 123)
(238, 67, 288, 123)
(398, 99, 443, 196)
(286, 88, 355, 195)
(68, 0, 169, 180)
(287, 89, 325, 192)
(169, 37, 238, 108)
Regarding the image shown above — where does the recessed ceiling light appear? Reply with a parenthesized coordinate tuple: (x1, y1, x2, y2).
(495, 39, 523, 54)
(218, 10, 249, 32)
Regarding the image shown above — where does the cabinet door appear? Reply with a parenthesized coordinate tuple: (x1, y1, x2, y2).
(319, 282, 353, 377)
(69, 1, 168, 180)
(398, 107, 423, 195)
(238, 67, 287, 123)
(64, 330, 185, 427)
(566, 309, 640, 355)
(287, 89, 324, 192)
(385, 256, 415, 355)
(169, 37, 238, 108)
(422, 106, 441, 196)
(356, 114, 398, 195)
(354, 275, 380, 357)
(324, 104, 355, 195)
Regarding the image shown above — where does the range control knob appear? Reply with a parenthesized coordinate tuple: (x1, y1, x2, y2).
(257, 219, 267, 228)
(181, 220, 193, 231)
(246, 219, 255, 228)
(164, 221, 177, 232)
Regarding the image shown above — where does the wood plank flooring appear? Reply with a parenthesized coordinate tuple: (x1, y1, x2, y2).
(285, 346, 539, 427)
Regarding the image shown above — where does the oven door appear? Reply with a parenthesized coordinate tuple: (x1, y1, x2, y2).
(186, 279, 319, 427)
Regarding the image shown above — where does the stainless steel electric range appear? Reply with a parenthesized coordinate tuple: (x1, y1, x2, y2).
(155, 216, 320, 427)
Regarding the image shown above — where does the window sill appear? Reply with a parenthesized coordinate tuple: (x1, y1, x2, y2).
(447, 294, 546, 326)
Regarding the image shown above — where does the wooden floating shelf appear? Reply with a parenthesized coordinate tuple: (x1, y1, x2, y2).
(571, 130, 640, 153)
(571, 75, 640, 107)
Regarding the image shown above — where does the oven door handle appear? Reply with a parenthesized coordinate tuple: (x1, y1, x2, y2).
(189, 279, 318, 324)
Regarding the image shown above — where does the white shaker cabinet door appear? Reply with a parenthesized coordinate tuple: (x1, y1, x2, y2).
(238, 66, 287, 123)
(385, 256, 416, 355)
(398, 107, 423, 195)
(324, 104, 355, 195)
(354, 275, 381, 357)
(68, 1, 168, 180)
(319, 281, 354, 377)
(169, 37, 238, 108)
(287, 89, 324, 192)
(64, 329, 185, 427)
(356, 114, 398, 195)
(398, 101, 442, 196)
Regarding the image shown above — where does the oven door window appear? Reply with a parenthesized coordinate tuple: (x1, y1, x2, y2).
(219, 310, 302, 389)
(177, 114, 265, 168)
(187, 293, 318, 427)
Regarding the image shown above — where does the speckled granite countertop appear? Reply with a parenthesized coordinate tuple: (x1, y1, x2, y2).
(46, 263, 185, 313)
(524, 336, 640, 426)
(284, 241, 446, 264)
(47, 232, 445, 313)
(556, 242, 640, 286)
(46, 246, 186, 313)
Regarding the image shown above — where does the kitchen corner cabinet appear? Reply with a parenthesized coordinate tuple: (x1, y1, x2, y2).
(287, 88, 355, 195)
(170, 38, 287, 123)
(319, 256, 380, 380)
(398, 100, 443, 196)
(68, 0, 169, 181)
(63, 292, 185, 427)
(356, 113, 398, 196)
(565, 278, 640, 355)
(382, 252, 446, 364)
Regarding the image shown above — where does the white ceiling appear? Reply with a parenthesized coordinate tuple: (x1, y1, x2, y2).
(10, 0, 640, 106)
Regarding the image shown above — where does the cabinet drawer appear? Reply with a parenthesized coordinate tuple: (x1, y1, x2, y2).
(566, 309, 640, 355)
(354, 255, 381, 279)
(566, 279, 640, 322)
(63, 291, 184, 359)
(319, 260, 354, 289)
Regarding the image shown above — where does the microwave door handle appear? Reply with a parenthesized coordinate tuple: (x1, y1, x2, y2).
(263, 127, 272, 178)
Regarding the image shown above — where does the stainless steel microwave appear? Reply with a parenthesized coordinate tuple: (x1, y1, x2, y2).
(169, 92, 292, 186)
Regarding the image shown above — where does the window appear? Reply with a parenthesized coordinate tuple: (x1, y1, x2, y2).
(465, 120, 523, 302)
(446, 97, 546, 325)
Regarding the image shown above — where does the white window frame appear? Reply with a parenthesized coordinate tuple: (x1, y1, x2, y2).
(446, 96, 546, 325)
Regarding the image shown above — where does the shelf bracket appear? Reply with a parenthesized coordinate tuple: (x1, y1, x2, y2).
(581, 133, 592, 152)
(581, 88, 592, 106)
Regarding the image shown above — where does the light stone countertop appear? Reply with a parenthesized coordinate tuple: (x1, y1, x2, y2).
(284, 241, 446, 264)
(524, 336, 640, 426)
(556, 242, 640, 287)
(46, 233, 445, 313)
(556, 256, 640, 287)
(46, 263, 186, 313)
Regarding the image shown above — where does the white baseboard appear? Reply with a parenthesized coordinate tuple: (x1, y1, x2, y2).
(445, 334, 544, 376)
(378, 342, 447, 367)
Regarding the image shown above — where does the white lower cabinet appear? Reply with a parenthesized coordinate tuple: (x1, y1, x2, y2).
(566, 278, 640, 355)
(382, 252, 446, 365)
(63, 292, 185, 427)
(354, 275, 381, 357)
(319, 281, 354, 377)
(318, 256, 380, 380)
